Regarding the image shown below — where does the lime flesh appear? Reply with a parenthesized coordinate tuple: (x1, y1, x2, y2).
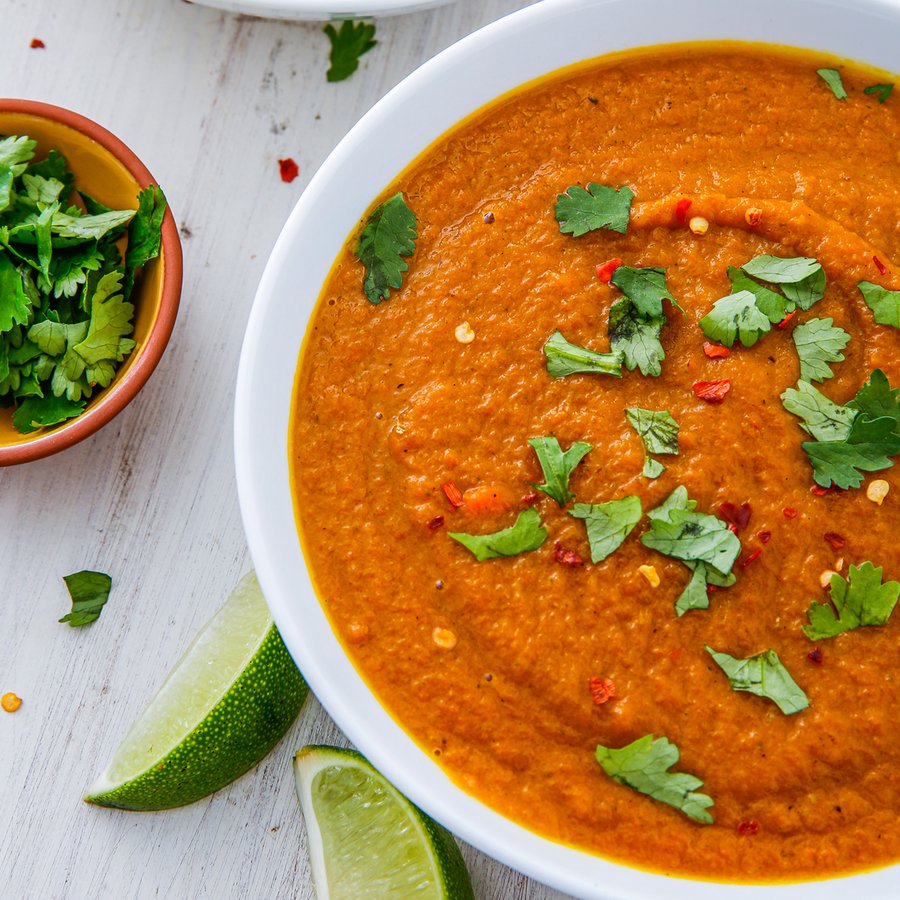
(294, 745, 474, 900)
(86, 571, 308, 810)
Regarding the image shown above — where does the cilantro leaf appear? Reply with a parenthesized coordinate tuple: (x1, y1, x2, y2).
(12, 393, 85, 433)
(803, 562, 900, 640)
(449, 508, 547, 561)
(51, 208, 135, 242)
(803, 415, 900, 489)
(817, 68, 848, 100)
(0, 252, 34, 332)
(59, 570, 112, 627)
(569, 496, 642, 563)
(608, 298, 666, 377)
(643, 457, 665, 478)
(529, 436, 592, 506)
(610, 266, 681, 317)
(847, 368, 900, 426)
(543, 330, 622, 378)
(124, 185, 167, 299)
(727, 266, 790, 323)
(625, 407, 678, 478)
(705, 646, 809, 715)
(792, 317, 850, 383)
(741, 255, 825, 310)
(355, 192, 417, 304)
(858, 281, 900, 327)
(0, 136, 37, 176)
(595, 734, 714, 824)
(554, 183, 633, 237)
(675, 561, 737, 617)
(780, 380, 856, 442)
(698, 289, 771, 348)
(864, 83, 894, 103)
(324, 19, 377, 83)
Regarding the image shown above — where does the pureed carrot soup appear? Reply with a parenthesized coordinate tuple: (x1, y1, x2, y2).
(290, 43, 900, 882)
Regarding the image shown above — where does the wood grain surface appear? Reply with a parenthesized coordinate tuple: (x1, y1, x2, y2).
(0, 0, 573, 897)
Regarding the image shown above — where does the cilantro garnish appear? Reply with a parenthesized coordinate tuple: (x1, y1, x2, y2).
(59, 570, 112, 627)
(705, 646, 809, 715)
(791, 317, 850, 383)
(803, 562, 900, 640)
(569, 496, 642, 563)
(698, 289, 771, 348)
(608, 298, 666, 377)
(355, 192, 417, 305)
(610, 266, 681, 317)
(449, 508, 547, 561)
(781, 379, 855, 441)
(543, 330, 622, 378)
(741, 255, 825, 310)
(864, 83, 894, 103)
(595, 734, 714, 824)
(858, 281, 900, 327)
(817, 68, 848, 100)
(554, 183, 633, 237)
(529, 436, 592, 506)
(625, 407, 679, 478)
(727, 266, 790, 322)
(324, 20, 377, 83)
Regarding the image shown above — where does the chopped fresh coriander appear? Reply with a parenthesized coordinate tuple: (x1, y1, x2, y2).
(864, 83, 894, 103)
(803, 562, 900, 640)
(324, 19, 377, 83)
(529, 436, 592, 506)
(705, 646, 809, 715)
(59, 570, 112, 627)
(355, 192, 417, 305)
(626, 407, 678, 477)
(449, 508, 547, 561)
(610, 266, 682, 317)
(698, 289, 771, 348)
(12, 394, 85, 433)
(817, 68, 848, 100)
(554, 183, 633, 237)
(781, 380, 856, 442)
(543, 330, 622, 378)
(124, 186, 167, 299)
(741, 255, 825, 310)
(595, 734, 714, 824)
(643, 457, 665, 478)
(791, 317, 850, 383)
(727, 266, 791, 323)
(608, 297, 666, 377)
(858, 281, 900, 327)
(847, 367, 900, 425)
(569, 496, 642, 563)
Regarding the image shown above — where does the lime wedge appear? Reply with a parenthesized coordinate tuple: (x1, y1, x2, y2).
(293, 746, 474, 900)
(86, 571, 308, 810)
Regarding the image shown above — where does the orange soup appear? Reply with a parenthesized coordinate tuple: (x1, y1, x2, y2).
(290, 44, 900, 882)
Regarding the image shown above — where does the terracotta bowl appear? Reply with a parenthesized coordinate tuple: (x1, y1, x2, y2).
(0, 100, 182, 466)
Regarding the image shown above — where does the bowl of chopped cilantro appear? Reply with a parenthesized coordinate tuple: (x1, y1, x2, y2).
(0, 99, 181, 465)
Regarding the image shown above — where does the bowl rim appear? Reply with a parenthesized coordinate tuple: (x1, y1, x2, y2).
(235, 0, 900, 896)
(0, 98, 182, 466)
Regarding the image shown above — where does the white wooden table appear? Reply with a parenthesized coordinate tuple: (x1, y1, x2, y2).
(0, 1, 571, 897)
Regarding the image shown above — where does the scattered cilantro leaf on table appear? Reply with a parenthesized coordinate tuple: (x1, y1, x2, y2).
(355, 192, 417, 304)
(59, 570, 112, 627)
(449, 508, 547, 561)
(554, 183, 633, 237)
(529, 436, 592, 506)
(610, 266, 682, 317)
(817, 68, 848, 100)
(595, 734, 714, 824)
(608, 298, 666, 377)
(792, 317, 850, 382)
(324, 19, 377, 83)
(803, 562, 900, 640)
(569, 496, 642, 563)
(699, 289, 771, 348)
(705, 646, 809, 715)
(858, 281, 900, 327)
(727, 266, 790, 323)
(543, 330, 622, 378)
(864, 83, 894, 103)
(625, 407, 679, 478)
(741, 255, 825, 310)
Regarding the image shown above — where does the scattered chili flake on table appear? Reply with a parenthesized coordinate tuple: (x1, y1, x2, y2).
(873, 254, 888, 275)
(777, 309, 797, 329)
(823, 532, 846, 550)
(783, 507, 798, 519)
(553, 540, 584, 567)
(703, 341, 730, 359)
(589, 676, 616, 705)
(1, 692, 22, 713)
(278, 157, 299, 183)
(29, 38, 45, 49)
(595, 257, 622, 283)
(808, 647, 824, 664)
(737, 819, 761, 836)
(693, 379, 731, 403)
(441, 481, 465, 508)
(674, 197, 692, 224)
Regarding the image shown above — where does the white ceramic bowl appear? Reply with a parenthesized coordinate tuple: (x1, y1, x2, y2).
(185, 0, 455, 21)
(235, 0, 900, 896)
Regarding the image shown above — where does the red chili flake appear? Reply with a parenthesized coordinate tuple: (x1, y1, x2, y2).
(427, 516, 445, 531)
(741, 548, 763, 568)
(30, 38, 45, 49)
(595, 257, 623, 284)
(744, 208, 763, 227)
(873, 255, 888, 275)
(674, 197, 692, 224)
(783, 507, 798, 519)
(737, 819, 761, 837)
(777, 309, 797, 329)
(703, 341, 731, 359)
(758, 530, 772, 544)
(669, 649, 682, 661)
(588, 676, 616, 705)
(553, 540, 584, 568)
(727, 523, 739, 534)
(278, 157, 299, 183)
(719, 501, 752, 531)
(441, 481, 465, 508)
(483, 211, 495, 224)
(811, 484, 833, 496)
(693, 379, 731, 403)
(823, 532, 846, 550)
(521, 489, 540, 506)
(807, 647, 824, 664)
(707, 584, 721, 593)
